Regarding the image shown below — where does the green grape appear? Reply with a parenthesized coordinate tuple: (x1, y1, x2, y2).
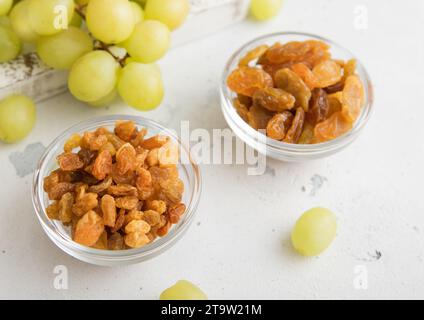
(86, 0, 135, 44)
(122, 20, 170, 63)
(0, 25, 21, 63)
(88, 89, 117, 107)
(132, 0, 147, 6)
(0, 95, 36, 143)
(70, 11, 83, 27)
(130, 1, 144, 24)
(0, 15, 10, 28)
(118, 62, 164, 111)
(250, 0, 284, 21)
(28, 0, 75, 36)
(75, 0, 90, 5)
(160, 280, 208, 300)
(291, 207, 337, 257)
(9, 0, 39, 43)
(68, 50, 119, 102)
(36, 27, 93, 70)
(145, 0, 189, 30)
(0, 0, 13, 16)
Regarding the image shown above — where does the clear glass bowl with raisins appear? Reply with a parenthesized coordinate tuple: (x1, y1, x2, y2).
(221, 32, 373, 161)
(32, 115, 201, 266)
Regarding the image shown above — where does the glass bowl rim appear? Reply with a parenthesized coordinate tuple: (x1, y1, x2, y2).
(220, 31, 374, 153)
(32, 114, 202, 261)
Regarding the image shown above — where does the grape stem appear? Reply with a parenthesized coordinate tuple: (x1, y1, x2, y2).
(75, 5, 86, 20)
(75, 5, 128, 67)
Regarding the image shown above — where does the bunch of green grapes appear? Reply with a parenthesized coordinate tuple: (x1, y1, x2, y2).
(0, 0, 190, 111)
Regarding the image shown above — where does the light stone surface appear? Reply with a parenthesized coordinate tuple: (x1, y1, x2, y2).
(0, 0, 423, 299)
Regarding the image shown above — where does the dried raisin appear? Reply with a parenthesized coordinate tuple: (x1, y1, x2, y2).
(252, 87, 295, 112)
(283, 108, 305, 144)
(227, 67, 273, 97)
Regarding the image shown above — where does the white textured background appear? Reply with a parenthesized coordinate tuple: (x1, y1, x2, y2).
(1, 0, 424, 299)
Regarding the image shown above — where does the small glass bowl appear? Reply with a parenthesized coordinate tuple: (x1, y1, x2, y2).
(220, 32, 374, 162)
(32, 115, 202, 266)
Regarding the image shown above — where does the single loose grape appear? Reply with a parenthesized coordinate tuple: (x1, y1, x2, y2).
(122, 20, 170, 63)
(86, 0, 135, 44)
(160, 280, 208, 300)
(291, 207, 337, 257)
(130, 1, 144, 24)
(68, 50, 119, 102)
(28, 0, 75, 36)
(118, 62, 164, 111)
(0, 0, 12, 16)
(0, 95, 36, 143)
(9, 0, 39, 43)
(250, 0, 284, 21)
(145, 0, 190, 30)
(0, 25, 21, 63)
(37, 27, 93, 69)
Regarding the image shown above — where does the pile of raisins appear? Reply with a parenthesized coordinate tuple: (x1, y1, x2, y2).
(227, 40, 365, 143)
(44, 121, 186, 250)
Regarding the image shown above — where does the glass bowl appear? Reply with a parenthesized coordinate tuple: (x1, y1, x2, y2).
(220, 32, 374, 162)
(32, 115, 202, 266)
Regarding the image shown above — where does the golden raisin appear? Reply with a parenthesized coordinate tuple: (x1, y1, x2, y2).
(239, 45, 269, 67)
(266, 111, 294, 140)
(143, 210, 161, 226)
(57, 153, 84, 171)
(247, 104, 273, 130)
(168, 203, 186, 224)
(135, 168, 153, 200)
(125, 219, 151, 234)
(124, 232, 150, 248)
(59, 192, 74, 224)
(101, 194, 116, 227)
(115, 196, 139, 210)
(74, 210, 105, 247)
(283, 108, 305, 144)
(275, 68, 311, 111)
(63, 134, 82, 152)
(124, 210, 144, 226)
(108, 184, 138, 197)
(88, 176, 113, 193)
(92, 150, 112, 180)
(111, 208, 126, 233)
(115, 121, 136, 142)
(291, 63, 319, 90)
(252, 87, 295, 112)
(145, 200, 167, 215)
(341, 75, 364, 122)
(46, 201, 60, 220)
(312, 60, 342, 88)
(141, 135, 169, 150)
(48, 182, 75, 201)
(116, 143, 136, 175)
(72, 192, 98, 217)
(314, 111, 352, 142)
(227, 67, 273, 97)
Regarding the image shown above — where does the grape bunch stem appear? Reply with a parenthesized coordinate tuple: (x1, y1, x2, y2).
(75, 4, 128, 67)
